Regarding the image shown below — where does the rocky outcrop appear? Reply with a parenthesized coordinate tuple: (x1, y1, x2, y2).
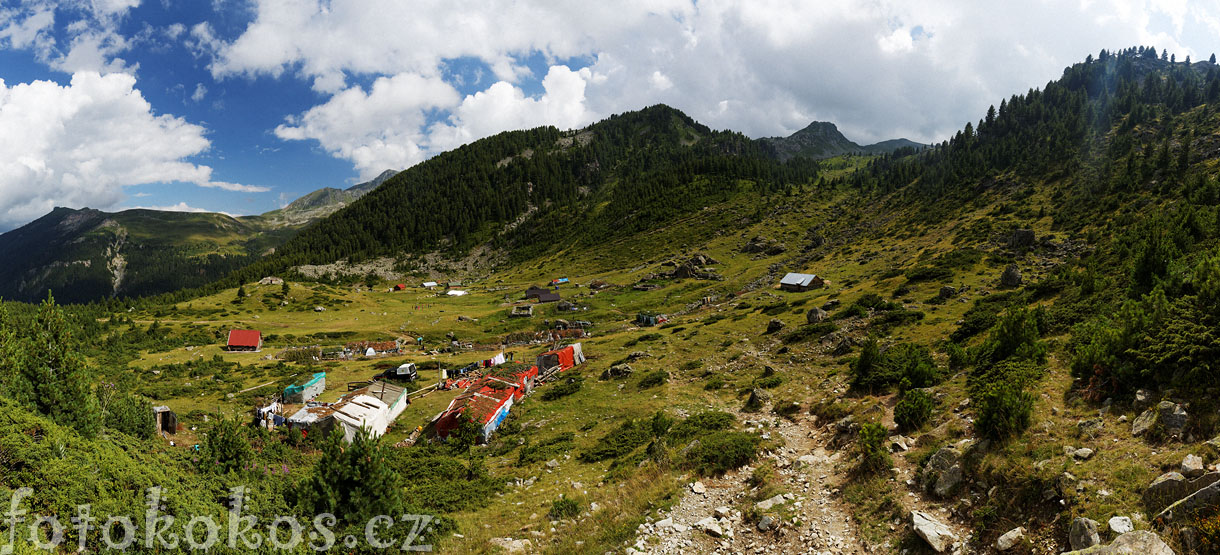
(938, 285, 957, 299)
(1060, 530, 1174, 554)
(1132, 401, 1188, 439)
(1143, 471, 1220, 514)
(766, 319, 786, 333)
(1000, 264, 1023, 287)
(601, 364, 634, 380)
(806, 307, 829, 324)
(1157, 480, 1220, 523)
(996, 526, 1025, 551)
(922, 446, 964, 498)
(911, 510, 957, 552)
(741, 236, 787, 256)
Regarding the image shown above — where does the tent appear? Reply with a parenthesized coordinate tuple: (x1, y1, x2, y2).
(365, 347, 376, 357)
(447, 290, 468, 296)
(550, 278, 569, 285)
(284, 372, 326, 403)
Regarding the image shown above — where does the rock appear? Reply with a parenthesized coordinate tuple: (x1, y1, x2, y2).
(1133, 389, 1153, 411)
(714, 506, 732, 519)
(1070, 517, 1101, 550)
(1073, 448, 1095, 460)
(694, 517, 723, 537)
(756, 494, 787, 511)
(744, 388, 771, 412)
(656, 517, 673, 529)
(488, 537, 532, 553)
(546, 459, 559, 469)
(1000, 264, 1023, 287)
(822, 299, 841, 310)
(1157, 479, 1220, 523)
(1108, 516, 1133, 535)
(806, 307, 829, 324)
(1182, 454, 1205, 478)
(797, 454, 818, 466)
(1144, 472, 1190, 513)
(766, 319, 785, 333)
(911, 510, 957, 552)
(1158, 401, 1188, 438)
(996, 526, 1026, 551)
(1131, 409, 1157, 437)
(922, 447, 963, 498)
(938, 285, 957, 299)
(590, 502, 600, 513)
(1057, 472, 1079, 498)
(889, 435, 910, 452)
(1060, 530, 1174, 554)
(757, 515, 776, 532)
(1008, 229, 1036, 249)
(691, 481, 706, 495)
(1078, 418, 1104, 438)
(601, 364, 634, 380)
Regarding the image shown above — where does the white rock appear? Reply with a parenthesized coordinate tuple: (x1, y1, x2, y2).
(912, 511, 957, 553)
(1109, 516, 1133, 534)
(691, 481, 707, 494)
(695, 517, 723, 537)
(995, 526, 1025, 551)
(715, 506, 732, 518)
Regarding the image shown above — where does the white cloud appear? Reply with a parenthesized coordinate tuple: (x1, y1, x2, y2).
(191, 82, 206, 102)
(0, 71, 266, 229)
(215, 0, 1220, 171)
(129, 201, 236, 216)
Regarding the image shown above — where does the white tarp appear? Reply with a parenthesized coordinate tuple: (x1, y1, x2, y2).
(446, 290, 468, 296)
(365, 347, 376, 356)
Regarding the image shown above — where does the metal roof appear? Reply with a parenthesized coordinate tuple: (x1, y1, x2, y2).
(779, 272, 819, 287)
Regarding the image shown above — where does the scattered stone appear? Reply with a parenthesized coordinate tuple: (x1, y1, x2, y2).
(757, 515, 776, 532)
(1073, 448, 1095, 461)
(797, 454, 818, 466)
(806, 307, 829, 324)
(656, 517, 673, 529)
(889, 435, 910, 452)
(1069, 517, 1101, 550)
(1108, 516, 1133, 535)
(766, 319, 785, 333)
(691, 481, 706, 495)
(1131, 409, 1157, 437)
(1060, 530, 1173, 554)
(694, 517, 723, 538)
(1182, 454, 1205, 478)
(488, 537, 532, 553)
(1078, 418, 1104, 438)
(1000, 264, 1023, 287)
(546, 459, 559, 469)
(996, 526, 1026, 551)
(1158, 401, 1188, 438)
(911, 510, 957, 552)
(756, 494, 787, 511)
(714, 506, 732, 519)
(601, 364, 634, 380)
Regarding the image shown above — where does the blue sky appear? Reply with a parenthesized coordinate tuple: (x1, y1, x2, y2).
(1, 0, 1219, 230)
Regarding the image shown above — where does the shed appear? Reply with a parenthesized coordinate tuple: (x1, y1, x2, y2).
(635, 312, 668, 326)
(152, 406, 177, 435)
(227, 329, 262, 352)
(284, 372, 326, 403)
(779, 272, 824, 292)
(535, 292, 561, 303)
(287, 381, 408, 443)
(536, 343, 586, 374)
(393, 284, 407, 291)
(422, 281, 439, 288)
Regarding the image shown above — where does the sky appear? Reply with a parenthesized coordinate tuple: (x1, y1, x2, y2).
(1, 1, 1220, 231)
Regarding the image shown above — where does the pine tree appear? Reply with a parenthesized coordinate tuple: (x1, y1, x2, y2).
(1211, 53, 1217, 64)
(281, 280, 290, 297)
(235, 285, 246, 302)
(307, 428, 404, 525)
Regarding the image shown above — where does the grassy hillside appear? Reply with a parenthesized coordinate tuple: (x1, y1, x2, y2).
(6, 46, 1220, 554)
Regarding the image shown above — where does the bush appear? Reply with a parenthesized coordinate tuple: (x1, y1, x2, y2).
(894, 390, 935, 432)
(638, 370, 668, 389)
(704, 375, 726, 390)
(580, 420, 653, 462)
(974, 308, 1047, 366)
(517, 433, 575, 466)
(669, 411, 735, 442)
(685, 431, 760, 476)
(549, 496, 581, 519)
(855, 422, 892, 473)
(541, 377, 582, 401)
(975, 383, 1034, 441)
(197, 416, 252, 473)
(773, 400, 801, 418)
(945, 342, 969, 370)
(852, 341, 940, 391)
(755, 376, 783, 389)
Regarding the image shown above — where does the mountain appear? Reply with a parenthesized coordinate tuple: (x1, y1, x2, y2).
(258, 169, 398, 226)
(762, 120, 925, 161)
(0, 170, 398, 303)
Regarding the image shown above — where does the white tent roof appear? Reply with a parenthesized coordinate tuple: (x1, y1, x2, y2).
(446, 289, 468, 296)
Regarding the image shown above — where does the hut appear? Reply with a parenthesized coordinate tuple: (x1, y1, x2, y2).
(284, 372, 326, 403)
(226, 329, 262, 352)
(393, 284, 407, 291)
(152, 406, 177, 435)
(779, 272, 824, 292)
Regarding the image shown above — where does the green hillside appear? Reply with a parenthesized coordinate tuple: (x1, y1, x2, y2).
(5, 47, 1220, 554)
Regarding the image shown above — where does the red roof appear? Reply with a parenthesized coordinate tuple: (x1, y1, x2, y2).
(394, 284, 407, 290)
(227, 329, 262, 348)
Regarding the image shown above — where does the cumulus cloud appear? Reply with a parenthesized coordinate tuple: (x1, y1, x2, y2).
(214, 0, 1220, 163)
(0, 71, 266, 229)
(130, 201, 236, 216)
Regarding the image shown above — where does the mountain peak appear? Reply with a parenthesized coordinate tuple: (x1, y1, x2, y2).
(763, 121, 925, 161)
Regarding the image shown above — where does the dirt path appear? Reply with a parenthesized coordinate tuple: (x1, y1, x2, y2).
(629, 413, 869, 554)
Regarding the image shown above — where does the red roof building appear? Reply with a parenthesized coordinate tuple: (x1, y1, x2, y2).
(394, 284, 407, 291)
(227, 329, 262, 352)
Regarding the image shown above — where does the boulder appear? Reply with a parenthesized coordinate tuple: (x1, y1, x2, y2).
(488, 538, 532, 553)
(911, 510, 957, 552)
(757, 515, 776, 531)
(1158, 401, 1188, 438)
(694, 517, 723, 537)
(1134, 389, 1153, 411)
(1078, 418, 1104, 438)
(938, 285, 957, 299)
(766, 319, 785, 333)
(1182, 454, 1205, 479)
(1143, 472, 1189, 514)
(1060, 530, 1174, 554)
(1070, 517, 1101, 550)
(995, 526, 1025, 551)
(691, 481, 706, 494)
(756, 494, 787, 511)
(1000, 264, 1023, 287)
(1131, 409, 1157, 437)
(806, 307, 829, 324)
(1157, 479, 1220, 523)
(922, 447, 964, 498)
(601, 364, 634, 380)
(1073, 448, 1095, 461)
(1108, 516, 1133, 535)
